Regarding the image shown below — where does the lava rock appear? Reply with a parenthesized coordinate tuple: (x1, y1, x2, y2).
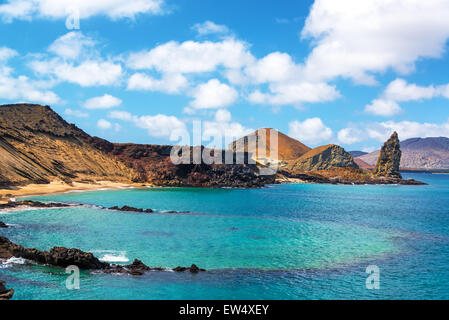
(374, 132, 402, 179)
(0, 280, 14, 300)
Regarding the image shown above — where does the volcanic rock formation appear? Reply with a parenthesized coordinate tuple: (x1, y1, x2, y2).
(0, 280, 14, 300)
(285, 144, 358, 173)
(373, 132, 402, 179)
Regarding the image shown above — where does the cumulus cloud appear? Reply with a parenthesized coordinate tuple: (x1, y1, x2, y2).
(64, 108, 88, 118)
(48, 32, 96, 60)
(83, 94, 122, 109)
(190, 79, 238, 109)
(383, 78, 439, 101)
(30, 58, 123, 87)
(248, 82, 340, 106)
(192, 21, 230, 36)
(337, 128, 364, 145)
(215, 109, 231, 122)
(108, 110, 133, 121)
(203, 120, 254, 145)
(97, 119, 112, 129)
(364, 99, 402, 117)
(108, 110, 186, 139)
(134, 114, 187, 139)
(365, 78, 449, 116)
(0, 0, 165, 22)
(127, 72, 188, 94)
(29, 32, 123, 87)
(0, 66, 62, 104)
(367, 119, 449, 142)
(288, 118, 333, 145)
(127, 39, 254, 74)
(0, 47, 17, 62)
(301, 0, 449, 84)
(244, 52, 301, 84)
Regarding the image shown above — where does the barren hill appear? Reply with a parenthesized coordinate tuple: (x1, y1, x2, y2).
(0, 104, 134, 187)
(229, 128, 311, 162)
(0, 104, 273, 189)
(285, 144, 358, 173)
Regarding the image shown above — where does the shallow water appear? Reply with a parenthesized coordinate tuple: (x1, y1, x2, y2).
(1, 172, 449, 299)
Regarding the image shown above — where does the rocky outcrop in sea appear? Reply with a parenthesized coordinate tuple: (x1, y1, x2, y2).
(0, 236, 205, 275)
(0, 280, 14, 300)
(374, 132, 402, 179)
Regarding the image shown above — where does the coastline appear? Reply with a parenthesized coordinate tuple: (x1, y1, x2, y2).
(0, 180, 151, 203)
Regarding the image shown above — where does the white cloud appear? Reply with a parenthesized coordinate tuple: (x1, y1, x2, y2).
(0, 47, 17, 62)
(301, 0, 449, 84)
(192, 21, 230, 36)
(367, 119, 449, 142)
(30, 59, 123, 87)
(48, 32, 96, 60)
(83, 94, 122, 109)
(337, 128, 363, 144)
(134, 114, 187, 139)
(0, 0, 165, 22)
(383, 78, 439, 101)
(127, 39, 254, 74)
(127, 72, 188, 94)
(215, 109, 231, 122)
(365, 78, 449, 116)
(97, 119, 112, 129)
(244, 52, 301, 84)
(64, 108, 88, 118)
(190, 79, 238, 109)
(365, 99, 402, 117)
(203, 121, 253, 145)
(0, 66, 62, 104)
(249, 82, 340, 106)
(108, 110, 133, 121)
(288, 118, 333, 145)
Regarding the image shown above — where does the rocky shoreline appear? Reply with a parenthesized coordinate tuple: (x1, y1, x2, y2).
(0, 280, 14, 300)
(0, 236, 205, 275)
(278, 168, 427, 185)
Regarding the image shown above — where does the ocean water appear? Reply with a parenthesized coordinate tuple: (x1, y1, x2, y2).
(1, 172, 449, 300)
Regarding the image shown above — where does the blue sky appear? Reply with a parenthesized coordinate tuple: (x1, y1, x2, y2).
(1, 0, 449, 152)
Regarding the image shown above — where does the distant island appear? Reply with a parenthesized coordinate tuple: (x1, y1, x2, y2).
(0, 103, 426, 201)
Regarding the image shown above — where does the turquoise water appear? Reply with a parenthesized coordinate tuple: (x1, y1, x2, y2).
(1, 172, 449, 299)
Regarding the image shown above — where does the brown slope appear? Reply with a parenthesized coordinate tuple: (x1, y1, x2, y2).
(89, 138, 275, 188)
(0, 104, 135, 186)
(229, 128, 311, 161)
(285, 144, 359, 173)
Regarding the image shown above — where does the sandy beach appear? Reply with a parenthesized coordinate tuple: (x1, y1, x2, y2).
(0, 181, 150, 203)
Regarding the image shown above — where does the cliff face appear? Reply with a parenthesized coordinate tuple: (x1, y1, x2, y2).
(374, 132, 402, 178)
(0, 104, 274, 189)
(90, 138, 274, 187)
(230, 128, 311, 161)
(0, 104, 135, 186)
(285, 144, 359, 173)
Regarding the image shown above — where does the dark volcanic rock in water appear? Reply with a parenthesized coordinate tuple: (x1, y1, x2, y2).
(0, 236, 205, 275)
(0, 280, 14, 300)
(0, 221, 8, 228)
(0, 236, 109, 269)
(374, 132, 402, 179)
